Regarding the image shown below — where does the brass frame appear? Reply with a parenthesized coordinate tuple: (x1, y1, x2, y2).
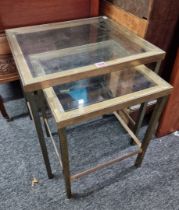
(43, 65, 172, 128)
(6, 16, 165, 92)
(42, 65, 172, 198)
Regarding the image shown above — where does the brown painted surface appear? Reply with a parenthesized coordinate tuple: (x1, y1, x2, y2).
(148, 0, 179, 21)
(90, 0, 99, 16)
(0, 0, 94, 31)
(145, 0, 179, 79)
(145, 0, 179, 50)
(0, 34, 10, 54)
(157, 49, 179, 137)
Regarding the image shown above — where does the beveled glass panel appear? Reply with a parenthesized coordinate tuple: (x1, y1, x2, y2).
(14, 17, 151, 77)
(54, 68, 156, 111)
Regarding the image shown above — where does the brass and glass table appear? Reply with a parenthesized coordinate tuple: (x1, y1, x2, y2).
(5, 16, 172, 198)
(43, 65, 172, 198)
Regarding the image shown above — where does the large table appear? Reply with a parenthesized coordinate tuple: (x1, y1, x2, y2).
(6, 16, 172, 198)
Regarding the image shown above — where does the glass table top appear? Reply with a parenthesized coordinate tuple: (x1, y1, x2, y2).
(43, 64, 172, 126)
(7, 16, 163, 79)
(53, 67, 155, 111)
(28, 40, 135, 77)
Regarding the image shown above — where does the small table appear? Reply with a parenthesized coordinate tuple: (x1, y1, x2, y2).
(6, 16, 172, 198)
(43, 65, 172, 198)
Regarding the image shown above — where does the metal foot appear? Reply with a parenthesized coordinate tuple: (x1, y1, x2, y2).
(27, 92, 53, 179)
(135, 97, 168, 167)
(0, 95, 11, 121)
(130, 102, 147, 145)
(58, 128, 72, 198)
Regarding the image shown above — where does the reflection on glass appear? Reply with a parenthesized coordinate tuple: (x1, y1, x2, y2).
(54, 68, 156, 111)
(29, 40, 130, 77)
(15, 17, 147, 77)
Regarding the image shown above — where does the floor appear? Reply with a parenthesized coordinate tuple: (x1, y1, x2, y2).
(0, 82, 179, 210)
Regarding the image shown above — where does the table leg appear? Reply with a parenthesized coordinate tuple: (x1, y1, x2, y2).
(58, 128, 72, 198)
(131, 61, 162, 144)
(27, 92, 53, 179)
(38, 91, 50, 137)
(154, 60, 162, 74)
(24, 92, 33, 120)
(18, 79, 33, 120)
(135, 96, 167, 167)
(0, 95, 11, 121)
(130, 102, 148, 144)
